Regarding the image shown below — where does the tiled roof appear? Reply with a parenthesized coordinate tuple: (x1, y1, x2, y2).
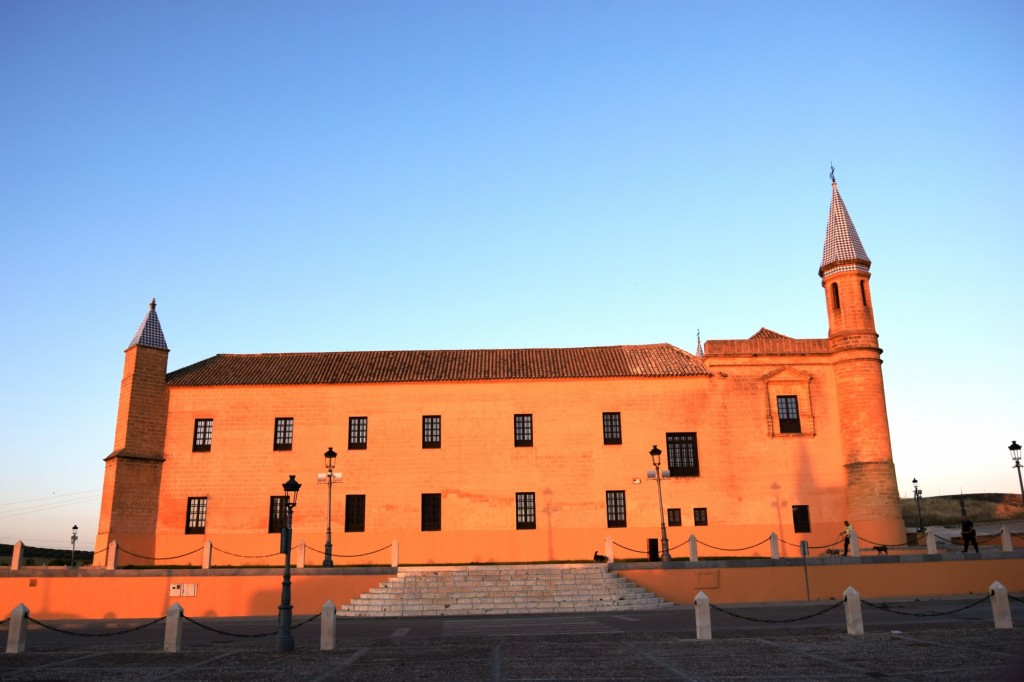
(819, 181, 870, 277)
(129, 299, 168, 351)
(749, 328, 791, 340)
(166, 343, 709, 386)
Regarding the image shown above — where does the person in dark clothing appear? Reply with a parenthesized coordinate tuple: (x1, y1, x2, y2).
(961, 517, 979, 553)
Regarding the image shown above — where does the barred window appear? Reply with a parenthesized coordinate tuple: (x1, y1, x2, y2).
(345, 495, 366, 533)
(666, 432, 699, 476)
(603, 412, 622, 445)
(349, 417, 367, 450)
(777, 396, 801, 434)
(514, 414, 533, 447)
(693, 507, 708, 526)
(606, 490, 626, 528)
(667, 508, 682, 527)
(274, 418, 293, 451)
(422, 416, 441, 449)
(186, 497, 207, 534)
(516, 492, 536, 530)
(421, 493, 441, 531)
(192, 419, 213, 452)
(268, 496, 287, 533)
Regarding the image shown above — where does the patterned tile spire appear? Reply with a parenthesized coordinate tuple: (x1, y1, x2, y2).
(129, 298, 169, 350)
(695, 329, 704, 358)
(819, 167, 870, 278)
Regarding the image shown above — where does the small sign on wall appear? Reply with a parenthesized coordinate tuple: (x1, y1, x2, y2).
(168, 583, 198, 597)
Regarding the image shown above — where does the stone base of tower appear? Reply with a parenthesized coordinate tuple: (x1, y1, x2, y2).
(94, 453, 164, 565)
(845, 460, 905, 545)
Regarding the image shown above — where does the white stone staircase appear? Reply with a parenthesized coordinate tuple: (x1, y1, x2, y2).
(339, 563, 671, 617)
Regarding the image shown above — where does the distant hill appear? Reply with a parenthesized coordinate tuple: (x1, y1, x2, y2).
(901, 493, 1023, 527)
(0, 543, 94, 567)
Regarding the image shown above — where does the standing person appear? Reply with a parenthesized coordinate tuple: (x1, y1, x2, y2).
(961, 516, 979, 553)
(842, 520, 854, 556)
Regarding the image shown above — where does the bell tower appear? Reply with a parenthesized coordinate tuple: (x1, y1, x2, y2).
(94, 299, 169, 563)
(819, 172, 903, 542)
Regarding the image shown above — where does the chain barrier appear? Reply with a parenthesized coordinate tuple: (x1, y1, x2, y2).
(860, 594, 991, 618)
(306, 544, 392, 559)
(708, 599, 844, 624)
(1008, 594, 1024, 605)
(610, 541, 646, 555)
(24, 615, 167, 637)
(854, 535, 914, 550)
(0, 617, 8, 626)
(695, 536, 770, 552)
(181, 612, 320, 638)
(778, 538, 842, 550)
(213, 547, 282, 559)
(118, 547, 203, 561)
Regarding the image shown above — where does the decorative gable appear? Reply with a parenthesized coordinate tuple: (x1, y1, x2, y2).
(761, 366, 815, 437)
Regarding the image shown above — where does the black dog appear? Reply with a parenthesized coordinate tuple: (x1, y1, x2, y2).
(593, 551, 608, 562)
(872, 544, 888, 556)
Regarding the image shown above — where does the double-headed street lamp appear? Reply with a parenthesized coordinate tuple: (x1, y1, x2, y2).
(1010, 440, 1023, 508)
(912, 479, 924, 533)
(276, 475, 301, 653)
(70, 525, 78, 567)
(319, 447, 342, 567)
(649, 445, 671, 562)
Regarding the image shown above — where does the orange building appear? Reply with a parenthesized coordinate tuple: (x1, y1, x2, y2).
(94, 179, 904, 566)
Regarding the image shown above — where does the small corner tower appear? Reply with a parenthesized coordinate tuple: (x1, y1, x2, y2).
(94, 300, 170, 563)
(819, 171, 903, 542)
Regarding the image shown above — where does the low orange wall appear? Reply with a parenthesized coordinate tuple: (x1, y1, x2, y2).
(2, 557, 1022, 620)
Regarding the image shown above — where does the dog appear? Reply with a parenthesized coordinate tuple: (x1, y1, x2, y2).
(593, 551, 608, 562)
(872, 544, 888, 556)
(824, 548, 841, 556)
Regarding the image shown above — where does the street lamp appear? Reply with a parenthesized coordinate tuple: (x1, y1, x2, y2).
(649, 445, 671, 562)
(70, 525, 78, 567)
(321, 447, 338, 567)
(1010, 440, 1023, 507)
(912, 479, 924, 533)
(276, 475, 301, 652)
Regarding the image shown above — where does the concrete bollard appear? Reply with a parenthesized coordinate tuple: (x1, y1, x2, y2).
(769, 532, 780, 559)
(849, 530, 861, 557)
(5, 604, 29, 653)
(1000, 526, 1013, 553)
(689, 534, 699, 562)
(106, 540, 119, 569)
(605, 536, 614, 564)
(925, 528, 937, 555)
(990, 581, 1013, 630)
(694, 591, 712, 640)
(321, 600, 337, 650)
(164, 603, 184, 652)
(296, 541, 306, 569)
(843, 586, 864, 636)
(10, 542, 24, 571)
(392, 539, 400, 568)
(203, 540, 213, 569)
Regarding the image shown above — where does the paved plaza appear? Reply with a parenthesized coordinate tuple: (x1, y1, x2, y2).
(3, 598, 1024, 680)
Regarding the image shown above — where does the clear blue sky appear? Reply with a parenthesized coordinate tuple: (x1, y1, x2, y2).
(1, 2, 1021, 550)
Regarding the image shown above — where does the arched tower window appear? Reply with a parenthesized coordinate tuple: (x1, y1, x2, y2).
(860, 280, 868, 306)
(831, 282, 840, 310)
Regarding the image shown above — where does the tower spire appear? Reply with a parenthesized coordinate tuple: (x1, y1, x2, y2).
(819, 171, 870, 278)
(129, 298, 168, 350)
(695, 329, 704, 358)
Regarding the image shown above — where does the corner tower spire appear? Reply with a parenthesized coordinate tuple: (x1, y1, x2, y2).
(129, 298, 168, 350)
(819, 170, 870, 278)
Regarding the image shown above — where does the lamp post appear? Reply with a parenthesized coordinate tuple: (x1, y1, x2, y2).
(1010, 440, 1023, 508)
(70, 525, 78, 567)
(649, 445, 671, 562)
(912, 479, 924, 533)
(276, 475, 301, 652)
(322, 447, 338, 567)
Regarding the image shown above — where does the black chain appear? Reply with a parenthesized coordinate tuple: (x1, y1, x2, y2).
(118, 547, 203, 561)
(24, 615, 166, 637)
(306, 543, 392, 559)
(708, 599, 844, 623)
(1007, 594, 1024, 605)
(778, 538, 842, 550)
(611, 541, 646, 554)
(860, 594, 991, 618)
(0, 617, 8, 626)
(696, 537, 770, 552)
(181, 612, 320, 639)
(213, 547, 282, 559)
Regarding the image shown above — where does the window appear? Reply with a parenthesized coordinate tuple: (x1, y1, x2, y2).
(603, 412, 622, 445)
(345, 495, 366, 532)
(514, 414, 533, 447)
(421, 493, 441, 531)
(605, 490, 626, 528)
(693, 508, 708, 526)
(274, 418, 293, 451)
(777, 396, 801, 434)
(793, 505, 811, 533)
(666, 432, 699, 477)
(268, 496, 288, 533)
(185, 497, 207, 534)
(516, 492, 536, 530)
(192, 419, 213, 452)
(348, 417, 367, 450)
(422, 416, 441, 449)
(667, 508, 681, 527)
(831, 282, 840, 310)
(860, 280, 868, 306)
